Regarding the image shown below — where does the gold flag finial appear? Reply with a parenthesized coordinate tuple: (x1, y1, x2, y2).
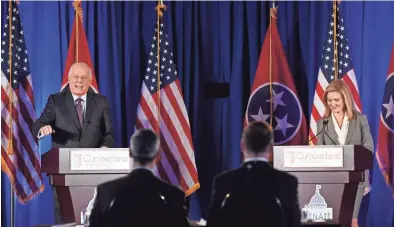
(73, 0, 83, 21)
(270, 5, 278, 20)
(155, 1, 166, 18)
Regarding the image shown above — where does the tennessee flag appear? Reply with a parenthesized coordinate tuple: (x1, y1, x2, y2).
(367, 44, 394, 227)
(60, 1, 98, 93)
(376, 44, 394, 194)
(245, 7, 307, 146)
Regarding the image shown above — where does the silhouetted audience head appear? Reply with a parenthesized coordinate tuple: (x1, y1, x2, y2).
(241, 121, 273, 155)
(129, 129, 160, 165)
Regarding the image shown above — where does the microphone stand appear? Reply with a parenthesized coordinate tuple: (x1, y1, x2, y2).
(308, 120, 329, 144)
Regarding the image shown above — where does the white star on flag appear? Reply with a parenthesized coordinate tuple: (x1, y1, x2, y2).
(382, 96, 394, 119)
(266, 90, 286, 111)
(250, 107, 270, 122)
(274, 114, 294, 137)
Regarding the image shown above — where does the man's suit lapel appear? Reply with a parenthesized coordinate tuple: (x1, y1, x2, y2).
(345, 118, 355, 144)
(83, 92, 96, 130)
(326, 117, 340, 145)
(64, 91, 82, 132)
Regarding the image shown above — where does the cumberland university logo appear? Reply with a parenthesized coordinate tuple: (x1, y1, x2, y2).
(285, 151, 297, 165)
(302, 185, 333, 222)
(72, 154, 83, 168)
(246, 82, 302, 144)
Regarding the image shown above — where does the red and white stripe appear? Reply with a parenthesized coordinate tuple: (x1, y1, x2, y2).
(136, 80, 199, 195)
(1, 71, 44, 203)
(309, 68, 362, 145)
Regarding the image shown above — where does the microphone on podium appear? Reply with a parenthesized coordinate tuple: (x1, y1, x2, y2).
(307, 119, 337, 145)
(308, 120, 329, 144)
(324, 127, 337, 145)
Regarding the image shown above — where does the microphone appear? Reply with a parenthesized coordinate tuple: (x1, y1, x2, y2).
(159, 193, 167, 205)
(324, 129, 337, 145)
(101, 198, 116, 227)
(275, 197, 286, 227)
(220, 193, 231, 209)
(308, 120, 329, 143)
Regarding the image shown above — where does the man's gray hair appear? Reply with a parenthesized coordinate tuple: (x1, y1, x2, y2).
(68, 62, 92, 80)
(129, 129, 160, 158)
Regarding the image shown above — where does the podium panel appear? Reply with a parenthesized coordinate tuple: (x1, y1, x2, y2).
(42, 148, 133, 224)
(274, 145, 372, 227)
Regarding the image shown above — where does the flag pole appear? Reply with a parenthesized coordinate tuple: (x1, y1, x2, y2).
(333, 0, 338, 80)
(11, 188, 15, 227)
(269, 1, 275, 128)
(155, 0, 165, 136)
(7, 0, 14, 156)
(8, 1, 15, 225)
(73, 0, 82, 62)
(268, 1, 277, 163)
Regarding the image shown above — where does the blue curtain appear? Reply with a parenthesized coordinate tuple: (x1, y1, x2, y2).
(1, 1, 394, 227)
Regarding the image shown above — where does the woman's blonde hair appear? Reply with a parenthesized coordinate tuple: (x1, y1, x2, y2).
(322, 80, 356, 119)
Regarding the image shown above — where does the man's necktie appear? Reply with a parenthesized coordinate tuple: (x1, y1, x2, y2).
(75, 98, 84, 128)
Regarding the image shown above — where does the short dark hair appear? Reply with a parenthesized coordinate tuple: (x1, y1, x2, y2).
(242, 121, 273, 154)
(129, 129, 160, 165)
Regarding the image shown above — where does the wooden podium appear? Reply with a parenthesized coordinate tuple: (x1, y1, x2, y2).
(273, 145, 372, 227)
(41, 148, 133, 224)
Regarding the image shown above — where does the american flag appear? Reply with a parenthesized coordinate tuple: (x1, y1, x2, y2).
(1, 1, 44, 203)
(135, 19, 199, 195)
(309, 5, 362, 144)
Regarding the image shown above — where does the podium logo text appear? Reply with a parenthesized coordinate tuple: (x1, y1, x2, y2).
(284, 147, 343, 168)
(70, 150, 130, 171)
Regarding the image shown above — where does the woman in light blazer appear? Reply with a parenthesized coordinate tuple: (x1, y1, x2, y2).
(316, 80, 374, 227)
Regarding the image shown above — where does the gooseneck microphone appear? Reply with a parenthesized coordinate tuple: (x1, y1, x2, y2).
(308, 120, 329, 143)
(324, 127, 337, 145)
(101, 198, 116, 227)
(220, 193, 231, 209)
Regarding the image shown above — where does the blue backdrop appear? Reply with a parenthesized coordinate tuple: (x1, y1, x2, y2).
(1, 1, 394, 227)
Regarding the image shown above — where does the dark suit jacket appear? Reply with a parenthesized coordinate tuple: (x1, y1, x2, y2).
(32, 90, 114, 148)
(207, 161, 301, 227)
(88, 169, 190, 227)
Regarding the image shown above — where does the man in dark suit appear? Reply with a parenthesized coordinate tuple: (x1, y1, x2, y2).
(32, 62, 114, 148)
(206, 121, 301, 227)
(88, 129, 190, 227)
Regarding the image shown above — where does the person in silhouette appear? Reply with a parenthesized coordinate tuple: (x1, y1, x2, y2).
(206, 121, 301, 227)
(88, 129, 190, 227)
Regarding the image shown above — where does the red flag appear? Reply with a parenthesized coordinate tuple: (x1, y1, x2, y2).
(60, 1, 98, 93)
(245, 7, 307, 146)
(376, 43, 394, 194)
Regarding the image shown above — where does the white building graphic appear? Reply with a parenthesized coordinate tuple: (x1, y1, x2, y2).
(302, 185, 333, 222)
